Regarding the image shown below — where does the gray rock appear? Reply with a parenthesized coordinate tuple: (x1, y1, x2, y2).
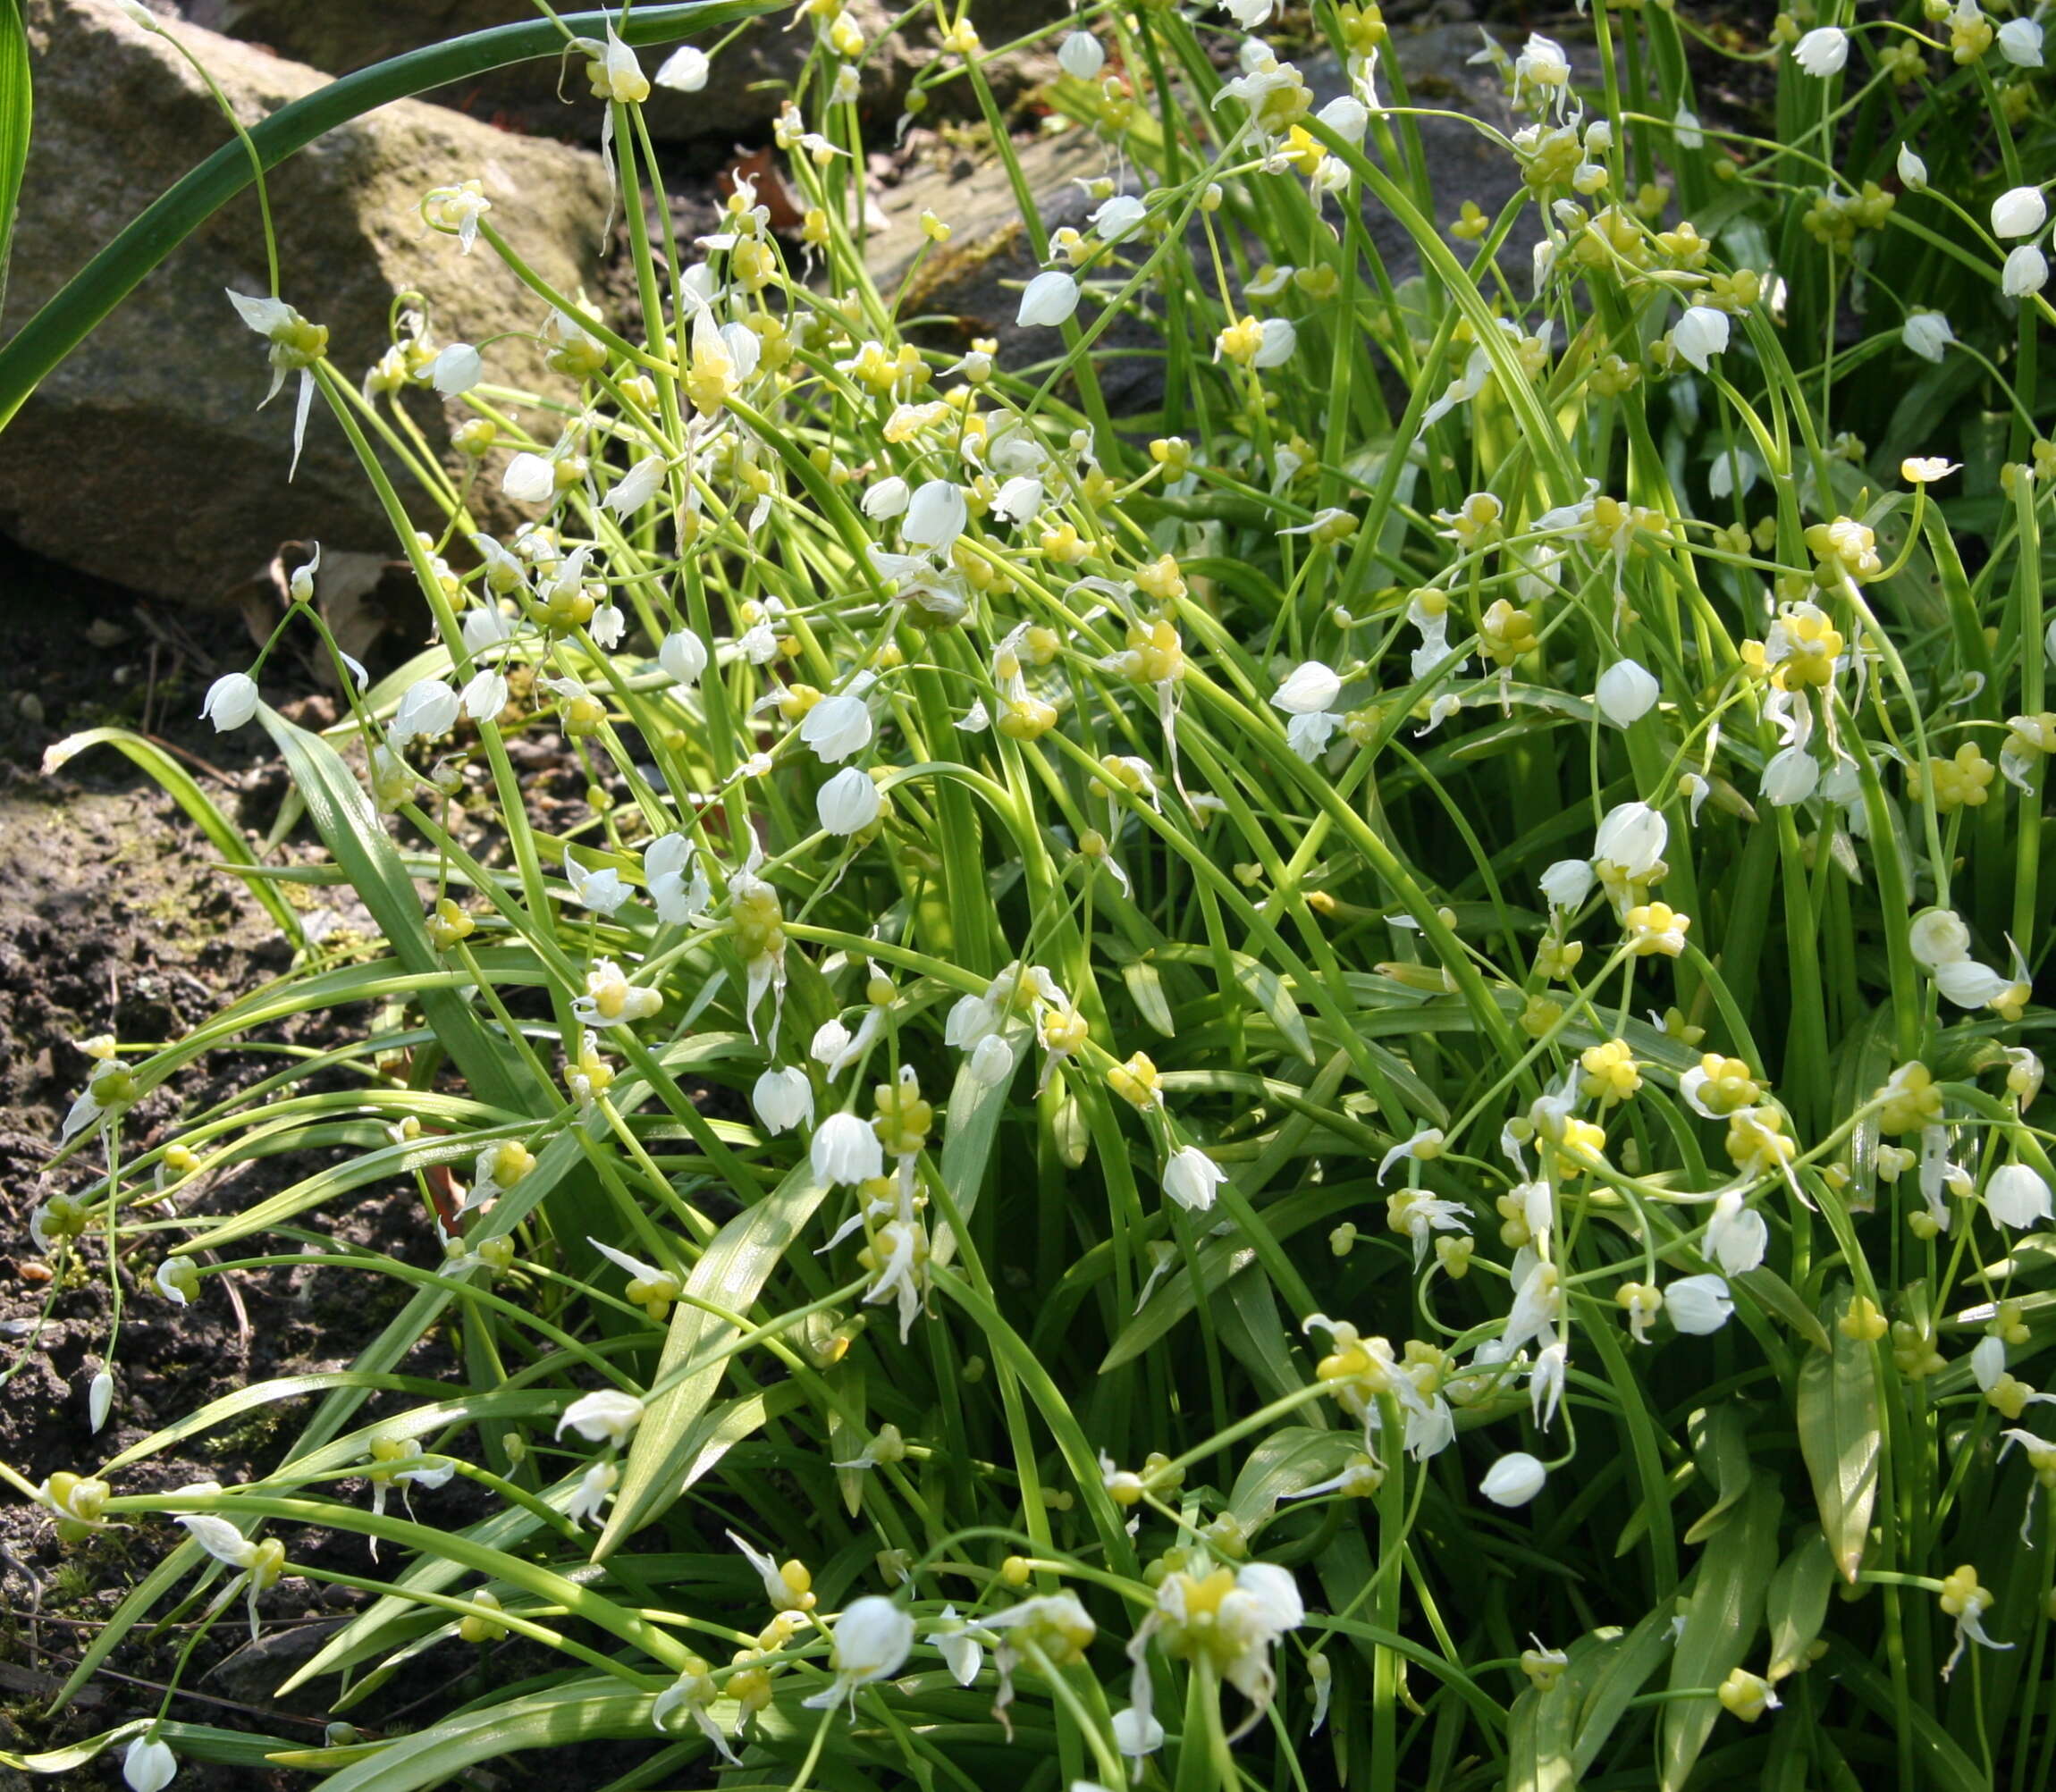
(180, 0, 1065, 146)
(3, 0, 612, 603)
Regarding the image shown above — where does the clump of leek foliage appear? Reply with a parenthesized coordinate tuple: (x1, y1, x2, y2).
(8, 2, 2056, 1788)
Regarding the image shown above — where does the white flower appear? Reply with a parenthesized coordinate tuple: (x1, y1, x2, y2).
(802, 1596, 915, 1710)
(1761, 744, 1820, 806)
(1317, 93, 1369, 145)
(654, 44, 711, 89)
(1219, 0, 1275, 28)
(644, 833, 709, 925)
(430, 343, 483, 395)
(1902, 311, 1954, 363)
(1164, 1145, 1227, 1212)
(1671, 305, 1731, 374)
(1706, 1189, 1769, 1275)
(2004, 245, 2049, 299)
(392, 677, 460, 745)
(1091, 195, 1148, 243)
(223, 288, 323, 475)
(1594, 801, 1666, 877)
(902, 480, 967, 551)
(589, 23, 650, 103)
(1016, 270, 1082, 328)
(968, 1034, 1015, 1086)
(604, 454, 667, 517)
(88, 1369, 114, 1433)
(123, 1736, 178, 1792)
(1058, 30, 1105, 79)
(1934, 957, 2012, 1007)
(818, 766, 882, 836)
(1999, 18, 2044, 65)
(1479, 1451, 1546, 1507)
(200, 673, 259, 732)
(813, 1112, 884, 1186)
(1665, 1274, 1734, 1334)
(1902, 457, 1961, 484)
(929, 1606, 988, 1686)
(1993, 186, 2048, 240)
(1596, 660, 1659, 727)
(1271, 660, 1342, 715)
(566, 1460, 617, 1526)
(658, 628, 708, 687)
(1898, 144, 1928, 191)
(1673, 105, 1704, 150)
(557, 1389, 645, 1445)
(1539, 858, 1595, 910)
(1113, 1704, 1165, 1763)
(1909, 907, 1971, 966)
(1792, 26, 1849, 75)
(501, 451, 557, 504)
(1253, 318, 1298, 368)
(753, 1065, 813, 1134)
(1986, 1164, 2053, 1230)
(459, 668, 507, 721)
(801, 686, 875, 763)
(863, 476, 910, 520)
(563, 850, 630, 916)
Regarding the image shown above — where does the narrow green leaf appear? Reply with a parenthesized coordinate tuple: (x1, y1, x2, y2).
(1571, 1608, 1674, 1775)
(0, 0, 26, 324)
(1660, 1472, 1781, 1792)
(1226, 1426, 1358, 1529)
(1764, 1533, 1836, 1682)
(1797, 1293, 1882, 1581)
(1682, 1402, 1752, 1546)
(1122, 958, 1178, 1036)
(598, 1158, 829, 1553)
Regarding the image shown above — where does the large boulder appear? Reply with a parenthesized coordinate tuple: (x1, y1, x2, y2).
(2, 0, 612, 604)
(181, 0, 1065, 146)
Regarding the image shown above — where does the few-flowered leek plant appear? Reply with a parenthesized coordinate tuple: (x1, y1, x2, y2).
(6, 1, 2056, 1788)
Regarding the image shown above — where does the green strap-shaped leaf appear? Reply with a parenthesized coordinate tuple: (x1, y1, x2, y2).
(257, 706, 528, 1112)
(0, 0, 25, 325)
(1797, 1291, 1882, 1582)
(597, 1157, 830, 1553)
(1765, 1533, 1836, 1682)
(1660, 1471, 1782, 1792)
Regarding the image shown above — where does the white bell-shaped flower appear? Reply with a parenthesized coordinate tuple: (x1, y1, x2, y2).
(1163, 1145, 1227, 1211)
(863, 475, 911, 520)
(1538, 858, 1595, 909)
(801, 686, 876, 763)
(1479, 1451, 1546, 1507)
(1999, 17, 2044, 63)
(1057, 30, 1105, 79)
(502, 451, 557, 504)
(123, 1736, 179, 1792)
(1671, 306, 1731, 374)
(1594, 801, 1666, 876)
(753, 1065, 814, 1135)
(1897, 144, 1928, 190)
(1761, 744, 1820, 806)
(1901, 311, 1954, 363)
(557, 1388, 645, 1446)
(818, 766, 883, 836)
(2004, 246, 2049, 299)
(201, 673, 259, 732)
(1791, 25, 1849, 74)
(1664, 1274, 1734, 1334)
(1986, 1164, 2053, 1230)
(431, 343, 483, 395)
(812, 1112, 884, 1186)
(1706, 1189, 1768, 1275)
(1993, 186, 2048, 240)
(1016, 270, 1081, 328)
(1271, 660, 1342, 715)
(802, 1596, 916, 1710)
(655, 45, 710, 89)
(902, 480, 968, 551)
(1596, 659, 1659, 726)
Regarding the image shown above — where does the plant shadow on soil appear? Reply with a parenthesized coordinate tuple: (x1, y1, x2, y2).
(0, 538, 666, 1790)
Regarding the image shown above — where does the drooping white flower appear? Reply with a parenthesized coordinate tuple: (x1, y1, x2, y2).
(1113, 1704, 1166, 1766)
(1058, 31, 1105, 79)
(1252, 317, 1298, 368)
(565, 1460, 617, 1527)
(657, 628, 708, 688)
(968, 1034, 1015, 1086)
(1665, 1274, 1734, 1334)
(1902, 457, 1961, 484)
(223, 289, 324, 476)
(1479, 1451, 1546, 1507)
(1539, 858, 1595, 910)
(800, 685, 875, 763)
(1673, 105, 1704, 150)
(1902, 311, 1955, 363)
(812, 1112, 884, 1186)
(1999, 18, 2044, 66)
(1707, 448, 1757, 498)
(557, 1388, 645, 1446)
(391, 677, 461, 745)
(1791, 26, 1849, 76)
(123, 1735, 178, 1792)
(1164, 1145, 1227, 1212)
(1317, 92, 1369, 145)
(1986, 1164, 2054, 1230)
(88, 1369, 114, 1433)
(1596, 660, 1659, 727)
(818, 766, 883, 836)
(863, 476, 911, 520)
(801, 1596, 916, 1710)
(502, 451, 557, 504)
(1909, 908, 1972, 967)
(1761, 744, 1820, 806)
(1671, 305, 1731, 374)
(1934, 957, 2013, 1007)
(1898, 144, 1928, 191)
(1993, 186, 2048, 240)
(603, 454, 667, 517)
(1594, 801, 1666, 877)
(753, 1065, 813, 1135)
(1016, 270, 1082, 329)
(1271, 660, 1343, 715)
(587, 23, 650, 103)
(1091, 194, 1148, 243)
(1706, 1189, 1769, 1275)
(644, 833, 709, 925)
(902, 480, 968, 551)
(430, 343, 483, 395)
(563, 850, 630, 916)
(2004, 245, 2050, 299)
(200, 673, 259, 732)
(928, 1605, 990, 1686)
(654, 44, 711, 90)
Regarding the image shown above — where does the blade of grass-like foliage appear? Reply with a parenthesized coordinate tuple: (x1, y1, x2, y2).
(257, 706, 528, 1111)
(1764, 1534, 1836, 1682)
(0, 0, 25, 324)
(1797, 1294, 1883, 1583)
(1226, 1427, 1357, 1529)
(1659, 1473, 1781, 1792)
(98, 1369, 462, 1474)
(43, 727, 306, 946)
(598, 1157, 830, 1553)
(1570, 1609, 1673, 1777)
(4, 1719, 296, 1777)
(0, 3, 775, 430)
